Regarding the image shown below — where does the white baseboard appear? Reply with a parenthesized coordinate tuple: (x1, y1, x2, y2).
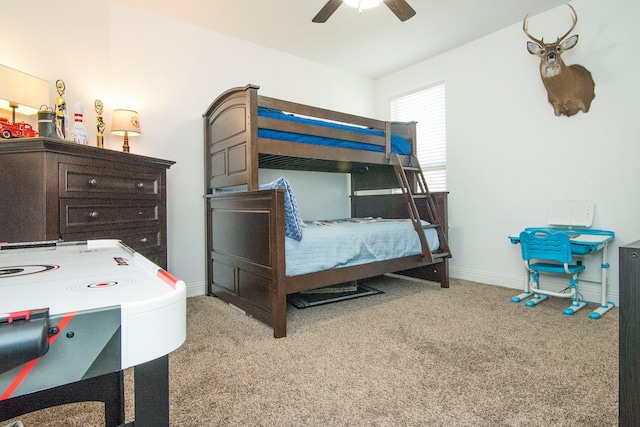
(187, 281, 206, 297)
(450, 266, 619, 306)
(184, 268, 620, 307)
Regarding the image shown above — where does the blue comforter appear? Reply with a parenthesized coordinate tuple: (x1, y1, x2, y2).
(285, 218, 440, 277)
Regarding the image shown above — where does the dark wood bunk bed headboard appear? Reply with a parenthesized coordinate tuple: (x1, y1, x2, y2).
(203, 84, 449, 337)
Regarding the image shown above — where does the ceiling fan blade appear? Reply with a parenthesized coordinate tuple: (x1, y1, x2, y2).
(383, 0, 416, 22)
(312, 0, 343, 23)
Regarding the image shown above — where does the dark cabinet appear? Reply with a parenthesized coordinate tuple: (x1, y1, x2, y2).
(619, 240, 640, 426)
(0, 138, 174, 268)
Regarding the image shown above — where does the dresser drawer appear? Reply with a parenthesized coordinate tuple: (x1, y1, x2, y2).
(141, 251, 167, 270)
(60, 163, 161, 199)
(60, 199, 160, 235)
(64, 228, 163, 253)
(121, 228, 163, 253)
(63, 229, 166, 268)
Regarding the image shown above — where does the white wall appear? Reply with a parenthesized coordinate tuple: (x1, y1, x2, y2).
(2, 0, 371, 295)
(260, 169, 351, 221)
(374, 0, 640, 305)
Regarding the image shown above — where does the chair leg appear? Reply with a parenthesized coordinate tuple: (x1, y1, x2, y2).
(525, 293, 548, 307)
(525, 272, 548, 307)
(512, 271, 533, 303)
(562, 276, 587, 316)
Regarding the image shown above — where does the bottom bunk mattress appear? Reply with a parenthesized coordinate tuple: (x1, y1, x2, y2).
(285, 218, 440, 277)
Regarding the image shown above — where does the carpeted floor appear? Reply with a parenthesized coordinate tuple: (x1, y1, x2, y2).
(5, 276, 618, 426)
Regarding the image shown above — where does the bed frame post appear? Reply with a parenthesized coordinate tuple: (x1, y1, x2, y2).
(384, 122, 392, 155)
(272, 190, 288, 338)
(246, 85, 260, 191)
(272, 290, 287, 338)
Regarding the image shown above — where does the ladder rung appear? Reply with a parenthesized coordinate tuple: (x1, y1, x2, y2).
(431, 251, 450, 259)
(422, 224, 441, 229)
(403, 166, 421, 172)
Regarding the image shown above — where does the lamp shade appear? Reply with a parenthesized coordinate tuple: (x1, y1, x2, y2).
(111, 109, 141, 136)
(0, 64, 49, 116)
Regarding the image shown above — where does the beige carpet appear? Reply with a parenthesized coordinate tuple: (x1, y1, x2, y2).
(6, 277, 618, 426)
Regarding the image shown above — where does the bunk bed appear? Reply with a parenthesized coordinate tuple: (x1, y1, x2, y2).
(203, 84, 450, 337)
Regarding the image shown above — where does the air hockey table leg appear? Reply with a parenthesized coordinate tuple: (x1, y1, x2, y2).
(132, 354, 170, 427)
(0, 371, 124, 426)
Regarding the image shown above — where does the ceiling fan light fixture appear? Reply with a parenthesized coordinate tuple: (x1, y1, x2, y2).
(343, 0, 383, 11)
(313, 0, 414, 23)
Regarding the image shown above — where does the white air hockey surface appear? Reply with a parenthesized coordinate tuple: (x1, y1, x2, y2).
(0, 239, 186, 399)
(1, 239, 180, 310)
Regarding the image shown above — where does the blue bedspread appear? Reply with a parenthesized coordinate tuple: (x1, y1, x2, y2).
(258, 107, 412, 155)
(284, 218, 440, 277)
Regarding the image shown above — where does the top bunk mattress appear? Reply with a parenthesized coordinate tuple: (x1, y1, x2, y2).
(258, 107, 412, 155)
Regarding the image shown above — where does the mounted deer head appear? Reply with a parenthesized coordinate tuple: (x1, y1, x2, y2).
(523, 4, 595, 117)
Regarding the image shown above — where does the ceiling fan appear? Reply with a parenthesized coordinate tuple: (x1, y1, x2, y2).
(312, 0, 416, 23)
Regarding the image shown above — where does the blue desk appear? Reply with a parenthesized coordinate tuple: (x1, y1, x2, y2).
(509, 227, 615, 318)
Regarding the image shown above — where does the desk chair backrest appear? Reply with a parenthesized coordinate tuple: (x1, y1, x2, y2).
(519, 229, 574, 272)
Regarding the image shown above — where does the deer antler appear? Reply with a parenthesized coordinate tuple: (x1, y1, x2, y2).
(556, 3, 578, 43)
(523, 3, 578, 46)
(523, 12, 544, 45)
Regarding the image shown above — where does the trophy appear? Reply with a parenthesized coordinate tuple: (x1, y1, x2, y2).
(55, 80, 67, 138)
(94, 99, 105, 148)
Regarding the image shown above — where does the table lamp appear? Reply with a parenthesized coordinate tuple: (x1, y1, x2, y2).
(0, 64, 49, 124)
(111, 109, 141, 152)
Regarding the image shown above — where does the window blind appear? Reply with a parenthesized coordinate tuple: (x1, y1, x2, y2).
(390, 83, 446, 191)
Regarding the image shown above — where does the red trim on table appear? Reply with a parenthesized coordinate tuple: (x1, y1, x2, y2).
(158, 269, 178, 289)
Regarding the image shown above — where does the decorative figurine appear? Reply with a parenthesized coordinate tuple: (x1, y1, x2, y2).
(0, 117, 38, 139)
(37, 105, 60, 139)
(94, 99, 105, 148)
(71, 103, 89, 145)
(55, 79, 67, 138)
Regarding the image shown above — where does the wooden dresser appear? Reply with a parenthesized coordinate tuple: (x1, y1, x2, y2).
(619, 240, 640, 427)
(0, 138, 175, 268)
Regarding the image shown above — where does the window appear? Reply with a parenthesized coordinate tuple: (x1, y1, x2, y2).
(390, 83, 446, 191)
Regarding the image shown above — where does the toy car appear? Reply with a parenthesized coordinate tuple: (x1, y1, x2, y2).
(0, 117, 38, 139)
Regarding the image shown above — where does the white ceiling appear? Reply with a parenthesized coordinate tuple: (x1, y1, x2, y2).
(117, 0, 568, 79)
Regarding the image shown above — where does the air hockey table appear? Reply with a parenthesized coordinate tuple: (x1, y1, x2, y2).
(0, 239, 186, 426)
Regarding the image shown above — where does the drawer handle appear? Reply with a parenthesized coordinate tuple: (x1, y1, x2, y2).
(136, 182, 145, 189)
(87, 178, 98, 187)
(140, 237, 148, 243)
(88, 211, 99, 219)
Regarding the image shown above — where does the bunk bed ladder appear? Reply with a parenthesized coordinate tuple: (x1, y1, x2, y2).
(389, 153, 451, 263)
